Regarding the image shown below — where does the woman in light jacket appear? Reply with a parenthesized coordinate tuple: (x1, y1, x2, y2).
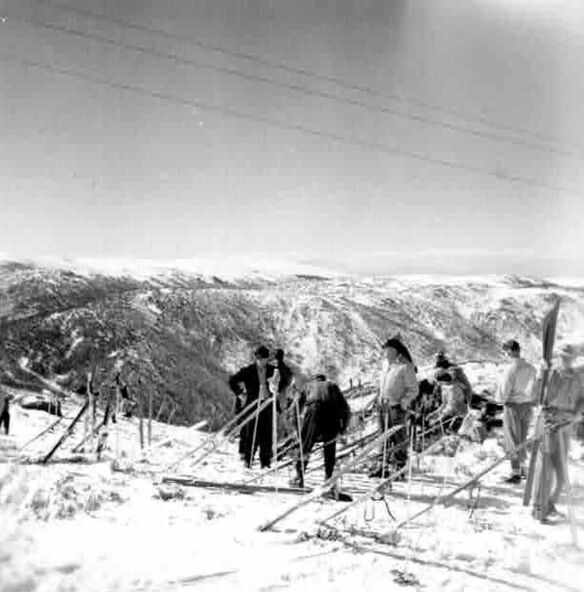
(369, 335, 417, 479)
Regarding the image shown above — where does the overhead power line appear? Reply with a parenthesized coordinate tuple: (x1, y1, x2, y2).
(0, 53, 578, 197)
(8, 13, 584, 163)
(32, 0, 584, 155)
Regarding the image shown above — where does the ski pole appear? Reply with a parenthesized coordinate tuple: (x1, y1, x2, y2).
(258, 423, 405, 532)
(170, 396, 276, 473)
(320, 434, 450, 525)
(394, 436, 535, 531)
(161, 397, 261, 472)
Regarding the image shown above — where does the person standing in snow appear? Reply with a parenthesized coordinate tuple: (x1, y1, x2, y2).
(228, 345, 277, 468)
(272, 348, 293, 433)
(0, 387, 11, 435)
(369, 335, 418, 478)
(531, 344, 584, 521)
(289, 373, 351, 491)
(496, 339, 537, 483)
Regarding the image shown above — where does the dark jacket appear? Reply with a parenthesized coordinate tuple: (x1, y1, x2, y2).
(305, 378, 351, 435)
(228, 363, 276, 403)
(275, 360, 293, 394)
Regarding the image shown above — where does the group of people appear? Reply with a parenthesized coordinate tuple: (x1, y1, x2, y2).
(228, 346, 294, 469)
(228, 346, 351, 491)
(228, 335, 584, 523)
(497, 339, 584, 522)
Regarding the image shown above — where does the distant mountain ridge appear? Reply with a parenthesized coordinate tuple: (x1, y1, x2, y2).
(1, 259, 583, 429)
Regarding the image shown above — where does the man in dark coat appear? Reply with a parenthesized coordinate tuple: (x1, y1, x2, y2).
(273, 349, 293, 406)
(228, 345, 277, 468)
(272, 348, 294, 437)
(290, 374, 351, 489)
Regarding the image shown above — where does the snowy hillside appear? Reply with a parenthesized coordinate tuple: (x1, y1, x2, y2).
(2, 258, 584, 591)
(1, 258, 584, 429)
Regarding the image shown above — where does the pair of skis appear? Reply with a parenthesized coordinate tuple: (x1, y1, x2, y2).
(161, 394, 275, 473)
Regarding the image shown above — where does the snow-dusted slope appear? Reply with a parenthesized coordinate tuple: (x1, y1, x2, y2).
(1, 259, 583, 428)
(2, 394, 584, 592)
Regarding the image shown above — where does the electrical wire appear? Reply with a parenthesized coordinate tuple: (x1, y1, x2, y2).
(31, 0, 584, 153)
(0, 53, 578, 196)
(5, 13, 583, 161)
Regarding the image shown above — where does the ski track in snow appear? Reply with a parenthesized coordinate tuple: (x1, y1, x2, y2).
(2, 397, 584, 592)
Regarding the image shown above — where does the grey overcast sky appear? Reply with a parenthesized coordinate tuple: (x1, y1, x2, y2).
(1, 0, 583, 276)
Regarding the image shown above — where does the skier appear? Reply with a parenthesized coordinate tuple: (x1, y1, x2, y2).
(531, 344, 584, 521)
(496, 339, 537, 483)
(228, 345, 277, 468)
(289, 373, 351, 494)
(369, 335, 418, 479)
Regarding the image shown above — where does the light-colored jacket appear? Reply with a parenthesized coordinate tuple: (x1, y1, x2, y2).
(496, 358, 536, 404)
(379, 361, 418, 409)
(539, 368, 584, 413)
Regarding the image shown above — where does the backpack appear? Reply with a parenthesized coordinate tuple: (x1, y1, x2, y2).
(307, 380, 351, 434)
(327, 382, 351, 434)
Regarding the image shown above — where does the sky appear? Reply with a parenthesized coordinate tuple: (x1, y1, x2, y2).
(0, 0, 583, 277)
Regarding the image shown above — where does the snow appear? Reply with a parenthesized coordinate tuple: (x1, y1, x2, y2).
(3, 254, 584, 291)
(2, 392, 584, 592)
(0, 255, 341, 283)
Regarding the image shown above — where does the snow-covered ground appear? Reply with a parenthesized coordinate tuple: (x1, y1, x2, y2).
(2, 392, 584, 592)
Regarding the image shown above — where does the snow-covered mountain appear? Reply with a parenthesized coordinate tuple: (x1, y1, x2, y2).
(1, 258, 583, 428)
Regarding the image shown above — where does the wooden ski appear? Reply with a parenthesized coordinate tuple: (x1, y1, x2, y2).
(42, 401, 89, 464)
(258, 423, 405, 532)
(320, 434, 450, 525)
(394, 436, 535, 531)
(162, 395, 274, 473)
(149, 420, 208, 452)
(18, 360, 85, 404)
(162, 476, 311, 496)
(19, 415, 65, 451)
(72, 416, 105, 453)
(523, 298, 560, 513)
(305, 430, 379, 476)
